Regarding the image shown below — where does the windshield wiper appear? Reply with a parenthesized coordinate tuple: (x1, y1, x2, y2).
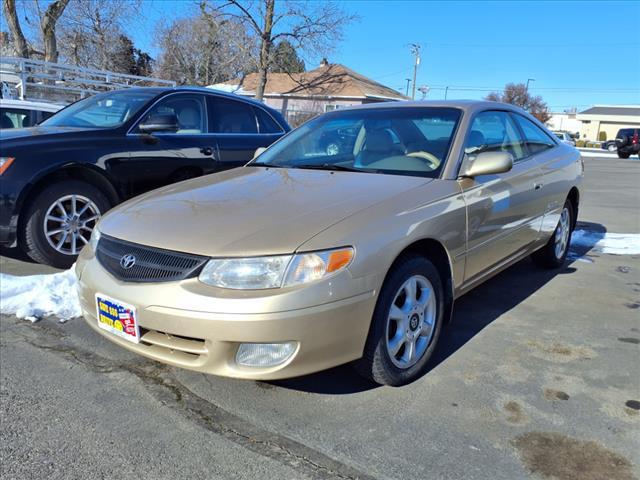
(293, 163, 364, 172)
(248, 162, 287, 168)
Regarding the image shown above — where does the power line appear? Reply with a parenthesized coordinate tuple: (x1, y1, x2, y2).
(430, 42, 640, 48)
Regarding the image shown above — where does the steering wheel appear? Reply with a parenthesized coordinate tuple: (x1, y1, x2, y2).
(406, 151, 441, 170)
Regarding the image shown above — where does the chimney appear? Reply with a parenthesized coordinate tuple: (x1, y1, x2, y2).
(320, 58, 329, 67)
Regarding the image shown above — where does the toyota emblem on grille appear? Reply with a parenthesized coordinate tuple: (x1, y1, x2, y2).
(120, 254, 137, 270)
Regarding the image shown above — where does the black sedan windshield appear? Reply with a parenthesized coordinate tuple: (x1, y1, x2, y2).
(43, 90, 157, 129)
(251, 107, 461, 177)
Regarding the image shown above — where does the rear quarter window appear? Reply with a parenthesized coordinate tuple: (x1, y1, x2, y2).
(512, 114, 556, 155)
(208, 97, 258, 134)
(254, 107, 283, 134)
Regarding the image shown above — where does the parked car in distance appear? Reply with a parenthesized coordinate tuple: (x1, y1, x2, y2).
(318, 124, 360, 155)
(614, 128, 640, 158)
(76, 100, 582, 386)
(0, 87, 290, 268)
(552, 130, 576, 146)
(0, 98, 63, 129)
(602, 140, 618, 152)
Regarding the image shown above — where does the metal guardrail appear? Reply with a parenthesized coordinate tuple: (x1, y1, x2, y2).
(0, 56, 176, 101)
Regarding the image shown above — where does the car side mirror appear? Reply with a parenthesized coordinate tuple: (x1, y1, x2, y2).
(460, 151, 513, 178)
(253, 147, 267, 159)
(138, 113, 179, 134)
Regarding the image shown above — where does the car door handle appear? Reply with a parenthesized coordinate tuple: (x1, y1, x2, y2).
(534, 182, 543, 190)
(200, 146, 214, 156)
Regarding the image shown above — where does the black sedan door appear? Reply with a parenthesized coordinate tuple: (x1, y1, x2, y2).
(114, 93, 219, 198)
(206, 95, 285, 169)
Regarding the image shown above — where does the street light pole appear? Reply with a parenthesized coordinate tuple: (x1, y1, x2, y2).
(410, 43, 421, 100)
(526, 78, 535, 92)
(444, 86, 449, 100)
(405, 78, 411, 97)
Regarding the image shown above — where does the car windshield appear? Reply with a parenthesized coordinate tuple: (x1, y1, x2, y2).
(251, 107, 462, 177)
(42, 90, 157, 129)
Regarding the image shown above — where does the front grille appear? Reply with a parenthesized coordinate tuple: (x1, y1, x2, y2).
(96, 234, 208, 283)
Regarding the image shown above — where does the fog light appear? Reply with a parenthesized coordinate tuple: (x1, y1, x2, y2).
(235, 342, 297, 367)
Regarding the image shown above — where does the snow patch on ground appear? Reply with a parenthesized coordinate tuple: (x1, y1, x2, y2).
(0, 268, 80, 322)
(571, 230, 640, 255)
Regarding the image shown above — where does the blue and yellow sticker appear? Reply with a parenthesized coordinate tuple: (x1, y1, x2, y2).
(96, 296, 138, 340)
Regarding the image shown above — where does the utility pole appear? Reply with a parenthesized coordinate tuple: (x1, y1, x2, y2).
(526, 78, 535, 92)
(405, 78, 411, 97)
(444, 86, 449, 100)
(410, 43, 421, 100)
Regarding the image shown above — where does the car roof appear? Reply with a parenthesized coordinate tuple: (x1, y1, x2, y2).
(325, 99, 531, 116)
(114, 86, 278, 111)
(0, 98, 64, 111)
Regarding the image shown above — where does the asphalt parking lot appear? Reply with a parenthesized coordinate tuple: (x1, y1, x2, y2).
(1, 156, 639, 480)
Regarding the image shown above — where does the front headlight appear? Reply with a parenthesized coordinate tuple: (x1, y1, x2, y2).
(198, 247, 354, 290)
(89, 226, 101, 252)
(0, 157, 15, 175)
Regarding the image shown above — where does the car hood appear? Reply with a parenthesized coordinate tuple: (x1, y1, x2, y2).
(99, 166, 432, 257)
(0, 126, 103, 142)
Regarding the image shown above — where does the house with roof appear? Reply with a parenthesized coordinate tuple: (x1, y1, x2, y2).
(576, 105, 640, 141)
(210, 61, 407, 126)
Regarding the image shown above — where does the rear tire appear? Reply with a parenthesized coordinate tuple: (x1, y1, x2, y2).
(355, 254, 444, 386)
(607, 144, 616, 152)
(618, 151, 631, 159)
(532, 200, 574, 269)
(22, 180, 110, 269)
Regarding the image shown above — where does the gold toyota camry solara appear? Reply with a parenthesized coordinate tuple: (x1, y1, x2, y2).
(76, 101, 583, 386)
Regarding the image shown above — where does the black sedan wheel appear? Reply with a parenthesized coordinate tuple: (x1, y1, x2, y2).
(22, 180, 110, 268)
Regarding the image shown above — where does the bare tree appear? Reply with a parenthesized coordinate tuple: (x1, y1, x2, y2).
(35, 0, 72, 62)
(155, 10, 256, 85)
(486, 82, 552, 123)
(57, 0, 142, 70)
(3, 0, 32, 57)
(205, 0, 357, 100)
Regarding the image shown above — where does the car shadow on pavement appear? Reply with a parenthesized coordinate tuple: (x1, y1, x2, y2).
(270, 221, 606, 395)
(0, 245, 35, 263)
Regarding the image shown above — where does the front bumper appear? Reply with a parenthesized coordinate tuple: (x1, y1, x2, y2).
(0, 221, 18, 246)
(76, 249, 378, 380)
(0, 179, 21, 246)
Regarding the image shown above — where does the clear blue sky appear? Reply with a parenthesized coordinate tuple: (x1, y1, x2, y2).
(135, 0, 640, 111)
(5, 0, 637, 111)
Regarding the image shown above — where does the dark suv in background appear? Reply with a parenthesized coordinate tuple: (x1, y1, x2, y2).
(614, 128, 640, 159)
(0, 87, 290, 267)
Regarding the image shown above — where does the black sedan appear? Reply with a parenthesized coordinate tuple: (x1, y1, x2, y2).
(0, 87, 290, 268)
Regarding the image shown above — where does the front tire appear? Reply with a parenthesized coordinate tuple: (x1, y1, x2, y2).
(355, 255, 444, 386)
(532, 200, 574, 269)
(22, 180, 110, 269)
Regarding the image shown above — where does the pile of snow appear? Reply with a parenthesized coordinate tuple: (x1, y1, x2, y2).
(571, 230, 640, 255)
(0, 268, 81, 322)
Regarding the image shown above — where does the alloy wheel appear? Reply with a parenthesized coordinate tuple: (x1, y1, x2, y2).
(554, 207, 571, 259)
(386, 275, 437, 369)
(43, 194, 101, 255)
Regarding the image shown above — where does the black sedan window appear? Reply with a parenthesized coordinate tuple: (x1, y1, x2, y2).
(43, 91, 157, 129)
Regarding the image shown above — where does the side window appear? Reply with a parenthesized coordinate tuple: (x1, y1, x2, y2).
(254, 106, 283, 134)
(513, 114, 556, 155)
(0, 108, 30, 129)
(39, 110, 56, 124)
(140, 94, 206, 134)
(466, 111, 526, 162)
(208, 97, 258, 134)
